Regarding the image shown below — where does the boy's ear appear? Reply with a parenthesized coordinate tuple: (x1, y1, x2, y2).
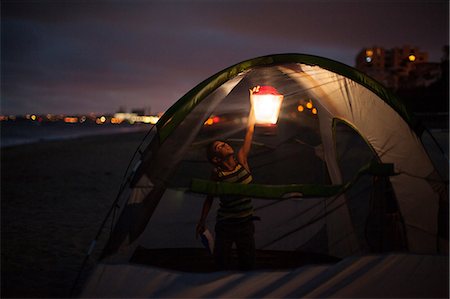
(212, 156, 220, 165)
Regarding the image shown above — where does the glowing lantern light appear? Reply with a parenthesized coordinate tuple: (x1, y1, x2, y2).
(408, 54, 416, 62)
(312, 108, 318, 115)
(251, 85, 284, 125)
(297, 105, 304, 112)
(306, 101, 313, 109)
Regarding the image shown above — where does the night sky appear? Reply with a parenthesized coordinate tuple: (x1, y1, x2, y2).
(1, 0, 448, 115)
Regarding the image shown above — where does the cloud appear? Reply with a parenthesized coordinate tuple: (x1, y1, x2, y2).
(1, 0, 448, 114)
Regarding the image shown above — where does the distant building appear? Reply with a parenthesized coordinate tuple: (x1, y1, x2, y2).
(117, 106, 127, 113)
(131, 107, 152, 116)
(131, 109, 146, 116)
(356, 45, 442, 90)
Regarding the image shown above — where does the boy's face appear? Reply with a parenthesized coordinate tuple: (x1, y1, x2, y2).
(212, 141, 234, 159)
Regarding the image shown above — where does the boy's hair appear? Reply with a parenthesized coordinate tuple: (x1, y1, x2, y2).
(206, 140, 222, 165)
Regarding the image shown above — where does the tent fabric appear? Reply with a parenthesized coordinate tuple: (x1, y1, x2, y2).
(100, 53, 446, 262)
(285, 64, 440, 253)
(156, 54, 416, 143)
(82, 254, 449, 298)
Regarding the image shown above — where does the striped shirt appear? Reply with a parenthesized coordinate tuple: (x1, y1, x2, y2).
(214, 163, 254, 223)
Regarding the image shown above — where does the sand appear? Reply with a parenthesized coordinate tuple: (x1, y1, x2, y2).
(1, 130, 150, 298)
(2, 127, 448, 298)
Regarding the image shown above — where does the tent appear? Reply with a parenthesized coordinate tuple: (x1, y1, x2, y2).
(83, 254, 448, 298)
(80, 54, 448, 297)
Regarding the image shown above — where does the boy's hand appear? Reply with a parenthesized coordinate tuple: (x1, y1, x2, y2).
(250, 85, 260, 94)
(249, 85, 260, 106)
(248, 86, 258, 124)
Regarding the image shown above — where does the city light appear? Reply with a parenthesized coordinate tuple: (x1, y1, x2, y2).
(64, 117, 78, 123)
(0, 111, 162, 126)
(110, 117, 123, 124)
(297, 100, 317, 116)
(204, 115, 220, 126)
(137, 116, 160, 124)
(365, 49, 374, 63)
(113, 113, 160, 124)
(96, 116, 107, 124)
(408, 54, 416, 62)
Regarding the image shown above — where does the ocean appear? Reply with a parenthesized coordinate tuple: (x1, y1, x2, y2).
(0, 121, 152, 148)
(1, 120, 447, 163)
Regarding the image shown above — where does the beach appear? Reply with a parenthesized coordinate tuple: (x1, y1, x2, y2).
(1, 130, 150, 298)
(1, 126, 448, 298)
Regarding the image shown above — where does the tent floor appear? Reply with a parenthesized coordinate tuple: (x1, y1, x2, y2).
(130, 246, 341, 272)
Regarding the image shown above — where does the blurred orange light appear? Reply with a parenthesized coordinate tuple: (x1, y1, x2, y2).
(312, 108, 318, 115)
(297, 105, 304, 112)
(204, 118, 214, 126)
(96, 116, 106, 125)
(306, 101, 313, 109)
(111, 117, 123, 124)
(64, 117, 78, 123)
(204, 115, 220, 126)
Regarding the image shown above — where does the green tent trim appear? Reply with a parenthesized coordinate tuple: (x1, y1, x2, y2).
(190, 179, 342, 199)
(190, 160, 395, 199)
(156, 53, 417, 143)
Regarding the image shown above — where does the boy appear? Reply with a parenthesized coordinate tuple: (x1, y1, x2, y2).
(196, 87, 257, 270)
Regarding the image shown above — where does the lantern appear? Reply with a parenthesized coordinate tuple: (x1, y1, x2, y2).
(251, 85, 284, 125)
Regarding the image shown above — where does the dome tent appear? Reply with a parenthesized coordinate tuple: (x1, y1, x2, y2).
(80, 54, 448, 297)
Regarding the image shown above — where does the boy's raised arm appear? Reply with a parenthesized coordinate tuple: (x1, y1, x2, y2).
(238, 87, 257, 171)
